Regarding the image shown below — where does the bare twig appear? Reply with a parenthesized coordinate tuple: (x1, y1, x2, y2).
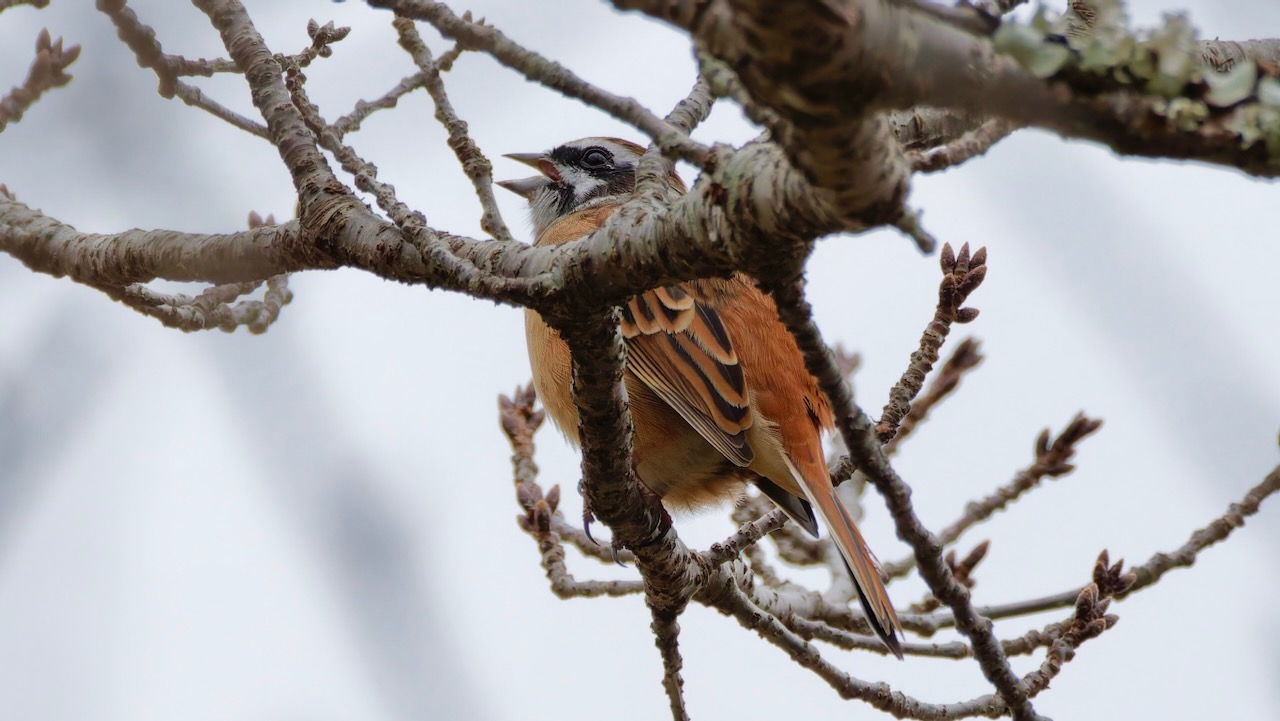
(90, 275, 290, 333)
(711, 582, 912, 713)
(731, 490, 827, 568)
(165, 54, 238, 76)
(331, 71, 427, 137)
(883, 337, 984, 456)
(696, 50, 797, 157)
(370, 0, 712, 168)
(97, 0, 269, 137)
(284, 19, 351, 69)
(710, 580, 1051, 719)
(909, 541, 990, 614)
(884, 414, 1102, 580)
(83, 211, 292, 332)
(552, 514, 636, 565)
(0, 29, 80, 132)
(707, 509, 787, 566)
(787, 598, 1077, 661)
(1, 0, 51, 12)
(940, 415, 1103, 544)
(392, 16, 512, 241)
(905, 466, 1280, 634)
(635, 76, 714, 202)
(912, 118, 1017, 173)
(651, 609, 690, 721)
(1119, 465, 1280, 599)
(499, 385, 644, 599)
(877, 243, 987, 444)
(172, 82, 269, 137)
(764, 275, 1037, 721)
(892, 206, 939, 254)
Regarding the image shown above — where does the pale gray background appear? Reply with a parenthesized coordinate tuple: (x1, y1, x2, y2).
(1, 2, 1277, 719)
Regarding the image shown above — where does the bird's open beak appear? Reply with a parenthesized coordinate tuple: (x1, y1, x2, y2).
(495, 175, 550, 200)
(503, 152, 546, 170)
(497, 151, 562, 200)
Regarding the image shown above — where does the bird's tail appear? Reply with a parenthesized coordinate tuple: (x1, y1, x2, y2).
(792, 457, 903, 659)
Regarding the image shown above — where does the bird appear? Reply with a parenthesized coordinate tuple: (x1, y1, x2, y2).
(498, 137, 904, 658)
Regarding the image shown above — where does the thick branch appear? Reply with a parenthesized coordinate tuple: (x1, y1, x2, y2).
(618, 0, 914, 227)
(554, 310, 706, 613)
(622, 0, 1280, 177)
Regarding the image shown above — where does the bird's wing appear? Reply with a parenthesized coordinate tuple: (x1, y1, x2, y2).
(620, 284, 754, 467)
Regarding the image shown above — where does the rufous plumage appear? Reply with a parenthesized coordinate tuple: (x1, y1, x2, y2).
(500, 137, 903, 657)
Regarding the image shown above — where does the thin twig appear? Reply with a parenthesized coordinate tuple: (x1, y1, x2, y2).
(765, 275, 1038, 721)
(551, 515, 636, 565)
(912, 118, 1017, 173)
(877, 243, 987, 444)
(696, 50, 786, 135)
(731, 490, 827, 568)
(91, 274, 291, 333)
(499, 385, 644, 599)
(172, 82, 269, 137)
(884, 414, 1102, 580)
(786, 599, 1078, 660)
(707, 509, 787, 566)
(370, 0, 712, 167)
(97, 0, 269, 137)
(85, 212, 294, 332)
(651, 609, 690, 721)
(392, 16, 512, 241)
(892, 206, 938, 254)
(331, 71, 429, 137)
(282, 60, 415, 224)
(280, 19, 351, 69)
(709, 580, 1034, 719)
(635, 76, 714, 202)
(165, 54, 238, 76)
(905, 466, 1280, 634)
(1, 0, 51, 12)
(908, 542, 990, 614)
(883, 337, 984, 457)
(0, 29, 79, 132)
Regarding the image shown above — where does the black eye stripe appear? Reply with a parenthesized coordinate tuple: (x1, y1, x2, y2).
(550, 144, 615, 169)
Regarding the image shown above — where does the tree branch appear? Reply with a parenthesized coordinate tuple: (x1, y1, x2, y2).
(884, 413, 1103, 581)
(392, 15, 513, 241)
(369, 0, 712, 168)
(763, 275, 1038, 720)
(904, 464, 1280, 635)
(0, 29, 79, 132)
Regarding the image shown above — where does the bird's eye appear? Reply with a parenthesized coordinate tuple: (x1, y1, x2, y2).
(581, 148, 610, 169)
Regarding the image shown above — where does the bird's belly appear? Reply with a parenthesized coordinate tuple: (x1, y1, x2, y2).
(630, 382, 752, 510)
(524, 309, 751, 510)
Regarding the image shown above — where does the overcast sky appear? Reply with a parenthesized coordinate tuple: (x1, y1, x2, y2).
(1, 2, 1278, 720)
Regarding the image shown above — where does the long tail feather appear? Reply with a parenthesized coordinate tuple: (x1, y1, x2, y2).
(788, 458, 903, 658)
(826, 489, 903, 659)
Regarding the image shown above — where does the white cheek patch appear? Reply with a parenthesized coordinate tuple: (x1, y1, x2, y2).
(559, 166, 605, 203)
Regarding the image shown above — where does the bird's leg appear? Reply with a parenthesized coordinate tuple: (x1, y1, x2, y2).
(578, 477, 600, 544)
(610, 540, 629, 567)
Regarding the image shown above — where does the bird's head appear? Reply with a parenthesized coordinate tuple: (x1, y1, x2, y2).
(498, 137, 682, 238)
